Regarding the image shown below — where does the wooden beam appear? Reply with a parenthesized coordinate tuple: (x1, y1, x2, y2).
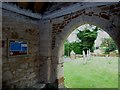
(34, 2, 44, 13)
(17, 2, 28, 9)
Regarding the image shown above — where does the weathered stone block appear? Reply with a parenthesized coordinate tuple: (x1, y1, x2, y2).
(100, 14, 110, 20)
(55, 77, 64, 84)
(3, 71, 13, 81)
(57, 63, 64, 79)
(20, 63, 28, 69)
(27, 68, 34, 74)
(27, 73, 36, 80)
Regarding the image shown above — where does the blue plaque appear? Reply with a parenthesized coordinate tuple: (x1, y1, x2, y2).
(10, 42, 22, 51)
(9, 40, 28, 56)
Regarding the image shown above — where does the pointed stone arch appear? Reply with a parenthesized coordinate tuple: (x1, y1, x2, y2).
(50, 3, 120, 87)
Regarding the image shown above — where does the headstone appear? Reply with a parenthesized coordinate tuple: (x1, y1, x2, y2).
(88, 49, 91, 60)
(83, 50, 87, 64)
(70, 50, 76, 59)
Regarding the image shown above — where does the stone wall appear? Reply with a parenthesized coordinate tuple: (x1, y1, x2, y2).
(2, 9, 41, 88)
(1, 2, 120, 89)
(0, 6, 2, 90)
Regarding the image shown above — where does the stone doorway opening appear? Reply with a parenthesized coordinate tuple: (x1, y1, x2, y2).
(51, 19, 119, 88)
(63, 24, 118, 88)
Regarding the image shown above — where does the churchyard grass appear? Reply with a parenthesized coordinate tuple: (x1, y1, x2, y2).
(64, 57, 118, 88)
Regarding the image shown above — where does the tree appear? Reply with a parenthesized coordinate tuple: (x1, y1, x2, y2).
(100, 38, 117, 54)
(64, 40, 70, 56)
(77, 26, 98, 53)
(64, 41, 82, 56)
(70, 42, 83, 54)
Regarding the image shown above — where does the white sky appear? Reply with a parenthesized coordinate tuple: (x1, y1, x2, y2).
(67, 24, 110, 47)
(94, 30, 109, 47)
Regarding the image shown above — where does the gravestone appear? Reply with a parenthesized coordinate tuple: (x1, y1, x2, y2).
(70, 50, 76, 59)
(83, 50, 87, 64)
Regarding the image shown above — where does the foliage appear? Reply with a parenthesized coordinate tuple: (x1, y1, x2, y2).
(64, 40, 69, 56)
(64, 40, 82, 56)
(64, 25, 98, 56)
(100, 38, 117, 54)
(77, 26, 98, 52)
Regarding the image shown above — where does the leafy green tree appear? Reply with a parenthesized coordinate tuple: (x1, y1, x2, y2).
(64, 40, 70, 56)
(70, 42, 83, 54)
(100, 38, 117, 54)
(77, 27, 98, 53)
(64, 41, 82, 56)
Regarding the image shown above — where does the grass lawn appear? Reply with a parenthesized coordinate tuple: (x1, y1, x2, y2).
(64, 57, 118, 88)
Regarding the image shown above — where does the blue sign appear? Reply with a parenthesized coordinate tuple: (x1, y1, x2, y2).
(10, 42, 22, 51)
(9, 40, 28, 56)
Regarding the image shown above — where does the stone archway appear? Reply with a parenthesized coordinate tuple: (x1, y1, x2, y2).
(2, 2, 120, 89)
(50, 3, 120, 87)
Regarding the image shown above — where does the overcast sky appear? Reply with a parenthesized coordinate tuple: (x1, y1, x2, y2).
(67, 24, 109, 47)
